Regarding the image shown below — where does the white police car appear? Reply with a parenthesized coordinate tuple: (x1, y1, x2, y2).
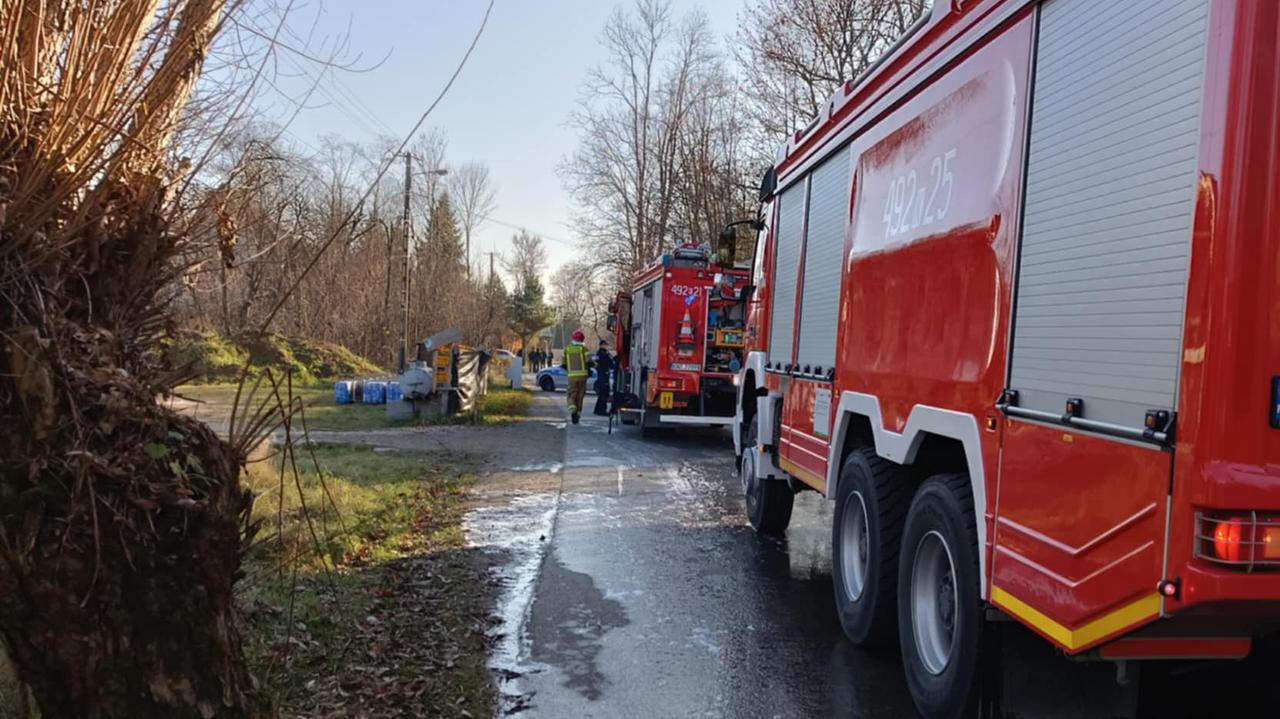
(535, 365, 598, 393)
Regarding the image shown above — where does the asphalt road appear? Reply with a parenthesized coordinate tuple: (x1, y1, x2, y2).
(465, 393, 914, 718)
(464, 392, 1280, 719)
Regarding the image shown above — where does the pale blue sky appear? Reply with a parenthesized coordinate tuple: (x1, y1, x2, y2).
(269, 0, 747, 280)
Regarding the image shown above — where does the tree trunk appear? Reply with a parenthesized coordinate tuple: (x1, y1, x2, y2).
(0, 336, 260, 718)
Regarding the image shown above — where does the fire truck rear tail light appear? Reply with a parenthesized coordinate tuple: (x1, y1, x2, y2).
(658, 378, 681, 390)
(1196, 513, 1280, 570)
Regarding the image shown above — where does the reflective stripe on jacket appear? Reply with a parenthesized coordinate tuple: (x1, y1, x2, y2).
(564, 343, 589, 377)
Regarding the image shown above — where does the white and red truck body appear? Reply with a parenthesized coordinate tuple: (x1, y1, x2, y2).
(734, 0, 1280, 682)
(613, 245, 750, 430)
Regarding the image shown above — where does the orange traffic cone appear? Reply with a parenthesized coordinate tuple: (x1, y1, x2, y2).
(679, 310, 694, 340)
(677, 310, 694, 356)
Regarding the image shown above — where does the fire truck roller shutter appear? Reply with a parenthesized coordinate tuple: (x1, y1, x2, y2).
(644, 281, 660, 370)
(768, 178, 808, 368)
(796, 145, 852, 372)
(1007, 0, 1209, 430)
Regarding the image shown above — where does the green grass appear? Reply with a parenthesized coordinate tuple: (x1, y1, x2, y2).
(240, 443, 492, 716)
(165, 330, 384, 386)
(172, 385, 535, 433)
(244, 443, 474, 566)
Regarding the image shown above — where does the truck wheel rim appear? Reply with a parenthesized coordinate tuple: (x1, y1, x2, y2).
(911, 530, 958, 676)
(840, 492, 870, 602)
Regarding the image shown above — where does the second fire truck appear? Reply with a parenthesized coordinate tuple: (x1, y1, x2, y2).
(731, 0, 1280, 716)
(609, 242, 751, 435)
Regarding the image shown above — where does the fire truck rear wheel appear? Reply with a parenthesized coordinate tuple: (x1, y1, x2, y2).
(742, 419, 792, 535)
(832, 448, 909, 647)
(639, 406, 661, 437)
(898, 473, 981, 719)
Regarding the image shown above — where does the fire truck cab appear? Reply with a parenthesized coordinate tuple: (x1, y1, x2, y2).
(732, 0, 1280, 716)
(612, 242, 751, 434)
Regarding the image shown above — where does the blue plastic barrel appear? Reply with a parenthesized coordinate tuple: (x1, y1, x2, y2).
(362, 380, 387, 404)
(334, 380, 353, 404)
(386, 381, 403, 402)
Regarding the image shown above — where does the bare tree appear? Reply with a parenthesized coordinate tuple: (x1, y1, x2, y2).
(407, 128, 450, 228)
(502, 229, 548, 289)
(450, 162, 497, 277)
(560, 0, 678, 277)
(176, 128, 508, 364)
(734, 0, 929, 160)
(561, 0, 752, 283)
(551, 261, 614, 343)
(671, 39, 757, 257)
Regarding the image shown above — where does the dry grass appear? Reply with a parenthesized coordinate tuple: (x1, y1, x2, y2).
(237, 443, 495, 716)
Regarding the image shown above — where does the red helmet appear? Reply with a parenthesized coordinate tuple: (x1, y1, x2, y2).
(572, 330, 586, 342)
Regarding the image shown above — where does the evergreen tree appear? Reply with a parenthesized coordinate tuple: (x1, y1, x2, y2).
(507, 277, 555, 361)
(423, 191, 465, 271)
(479, 273, 509, 348)
(411, 191, 467, 340)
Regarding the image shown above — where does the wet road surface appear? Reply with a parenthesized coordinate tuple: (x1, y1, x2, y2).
(470, 394, 916, 718)
(466, 392, 1280, 719)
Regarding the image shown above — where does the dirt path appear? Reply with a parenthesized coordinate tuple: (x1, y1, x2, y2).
(166, 382, 563, 472)
(299, 416, 565, 473)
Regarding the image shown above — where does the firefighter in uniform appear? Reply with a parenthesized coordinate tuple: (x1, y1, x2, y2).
(562, 330, 591, 424)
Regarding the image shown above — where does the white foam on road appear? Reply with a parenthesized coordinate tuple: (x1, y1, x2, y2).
(660, 464, 698, 501)
(506, 461, 564, 473)
(463, 487, 560, 705)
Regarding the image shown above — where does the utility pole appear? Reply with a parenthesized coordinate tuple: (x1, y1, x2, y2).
(399, 152, 412, 372)
(483, 251, 499, 348)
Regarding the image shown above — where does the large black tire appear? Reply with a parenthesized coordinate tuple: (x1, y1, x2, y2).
(538, 375, 556, 392)
(615, 392, 640, 425)
(741, 418, 793, 535)
(638, 380, 660, 437)
(898, 474, 982, 719)
(832, 447, 910, 647)
(639, 407, 661, 437)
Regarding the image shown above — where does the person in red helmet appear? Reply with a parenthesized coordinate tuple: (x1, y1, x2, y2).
(561, 329, 592, 424)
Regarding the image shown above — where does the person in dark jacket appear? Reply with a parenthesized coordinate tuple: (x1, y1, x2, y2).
(593, 340, 614, 416)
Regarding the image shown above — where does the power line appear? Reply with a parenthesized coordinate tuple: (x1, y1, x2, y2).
(478, 213, 577, 246)
(257, 0, 496, 334)
(284, 55, 386, 138)
(324, 67, 398, 137)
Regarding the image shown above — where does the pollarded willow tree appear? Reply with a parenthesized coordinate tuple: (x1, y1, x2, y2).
(0, 1, 266, 716)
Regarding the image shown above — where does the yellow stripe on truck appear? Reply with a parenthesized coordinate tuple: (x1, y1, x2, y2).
(777, 456, 826, 494)
(991, 586, 1161, 652)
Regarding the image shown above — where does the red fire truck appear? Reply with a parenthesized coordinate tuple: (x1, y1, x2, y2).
(609, 242, 751, 435)
(731, 0, 1280, 715)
